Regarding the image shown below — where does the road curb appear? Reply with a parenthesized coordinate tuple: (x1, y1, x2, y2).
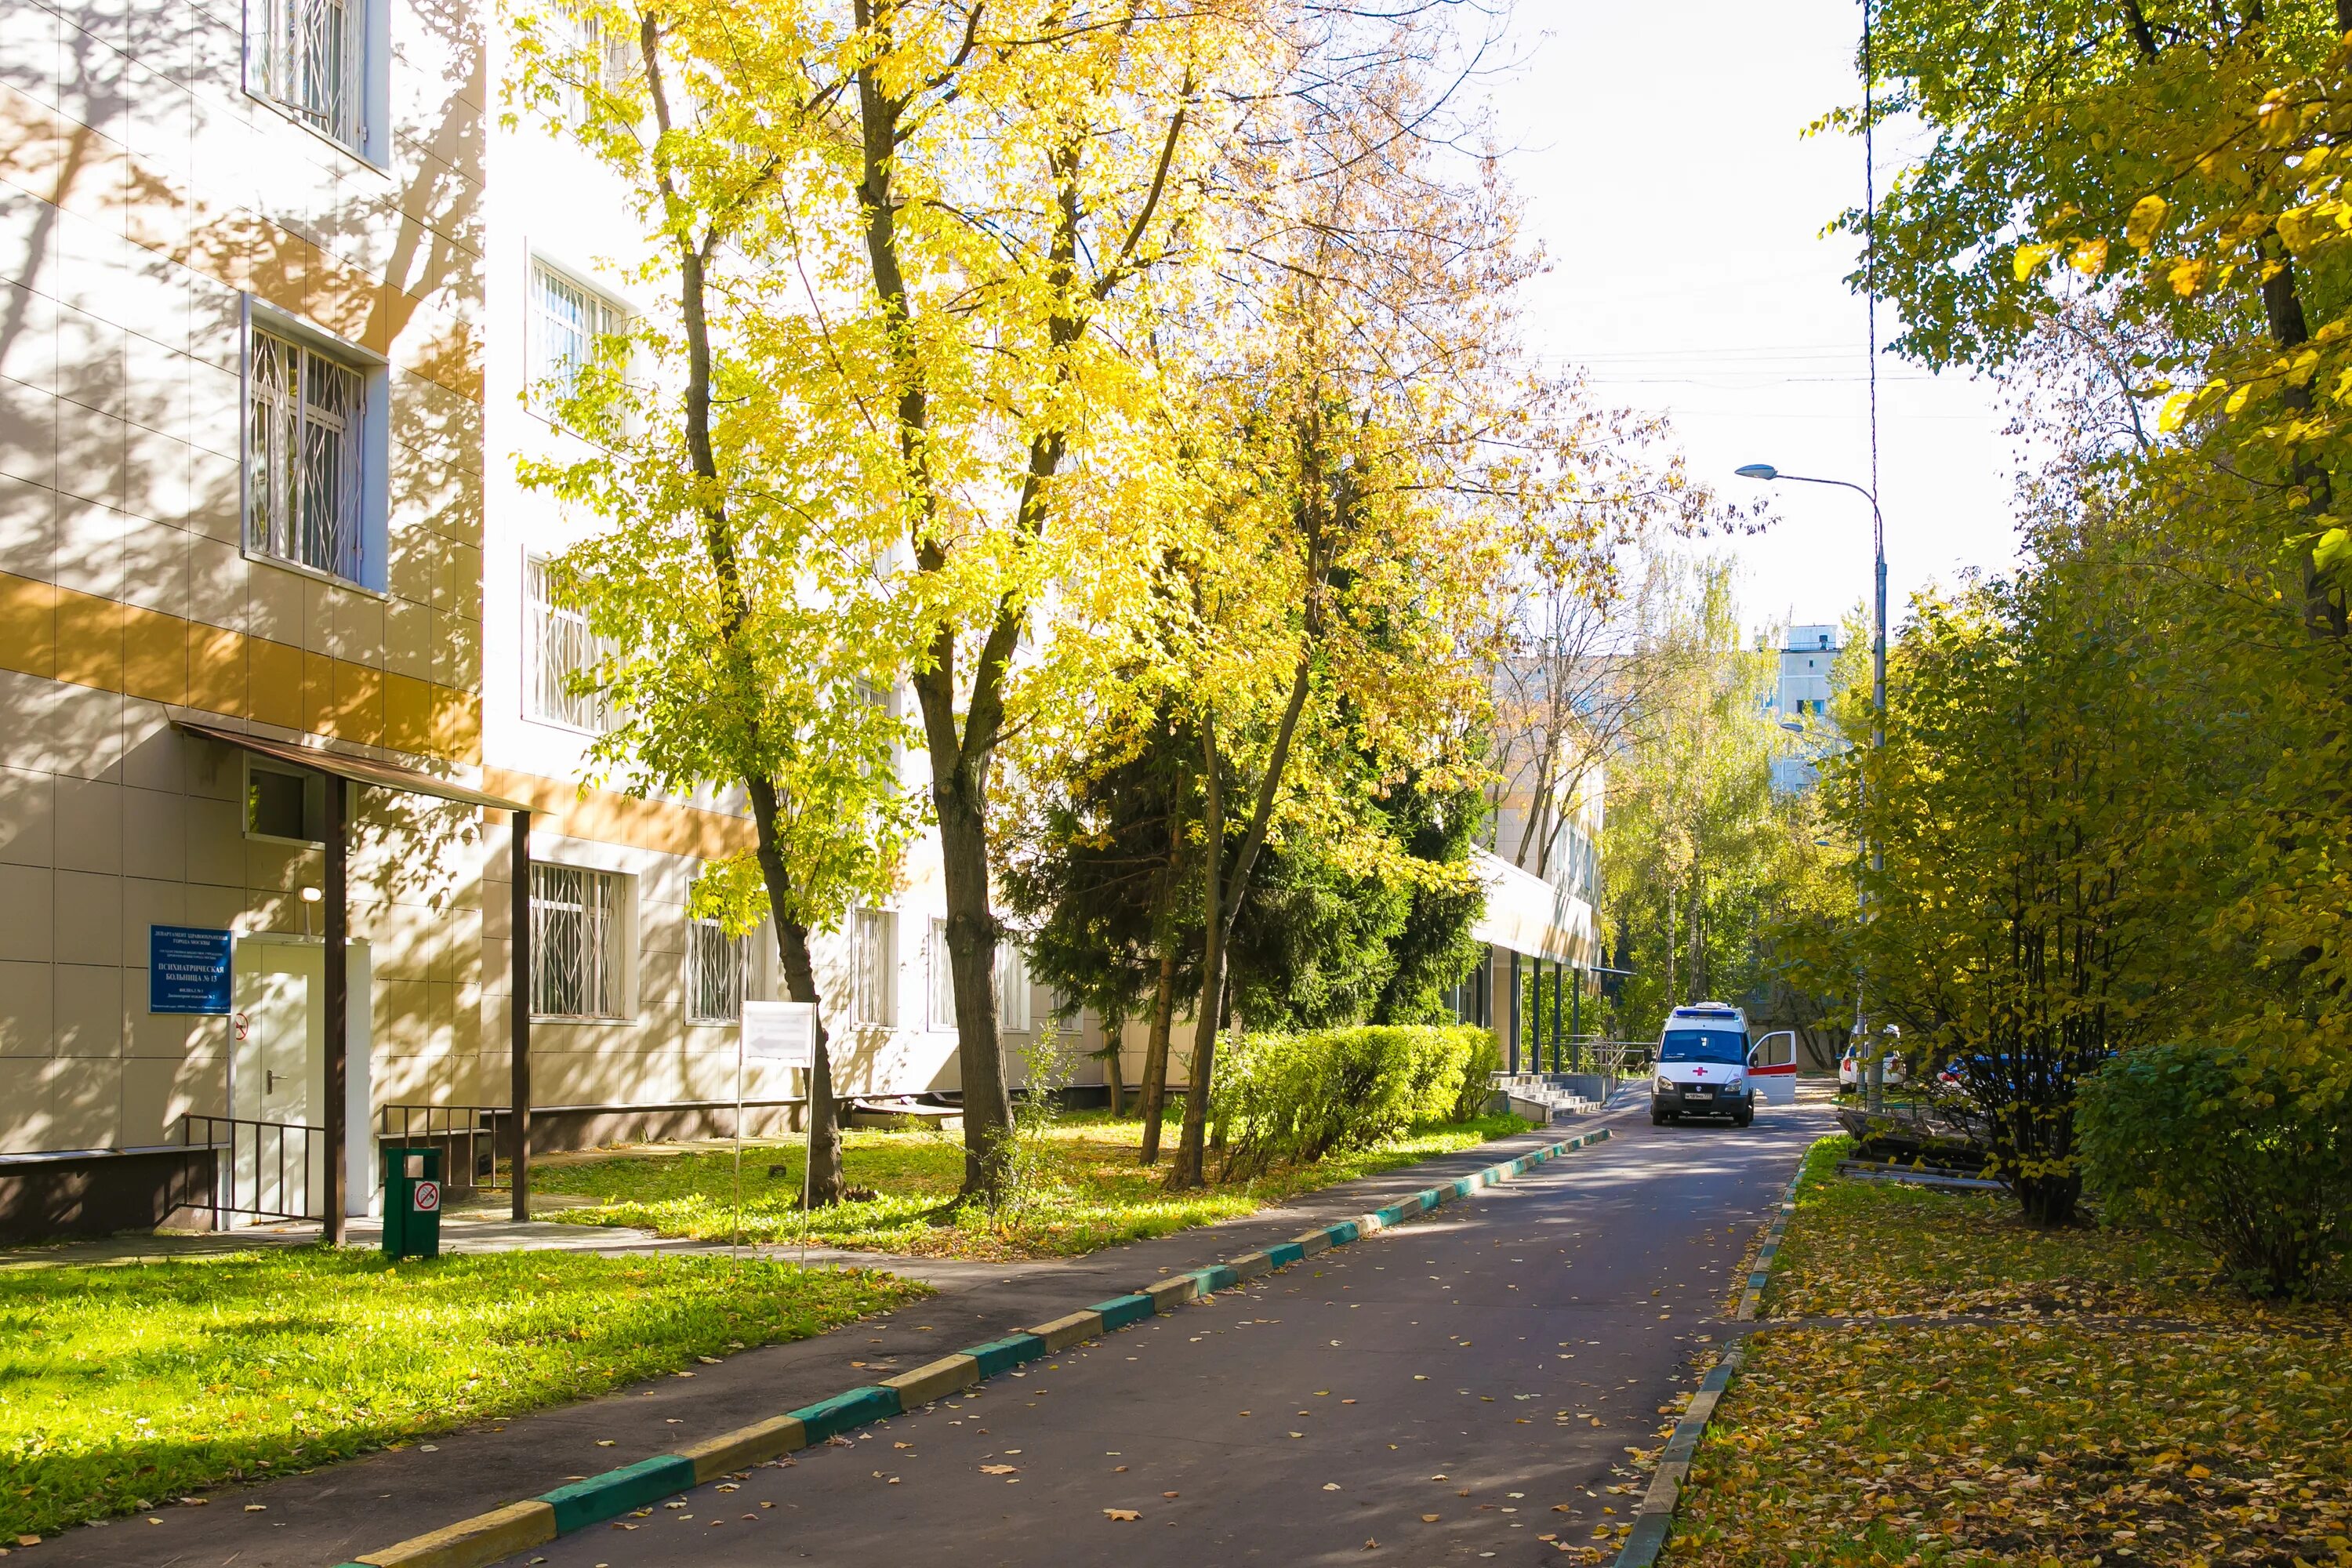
(334, 1125, 1614, 1568)
(1613, 1154, 1807, 1568)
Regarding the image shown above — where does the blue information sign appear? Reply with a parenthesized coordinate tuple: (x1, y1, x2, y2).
(150, 926, 233, 1015)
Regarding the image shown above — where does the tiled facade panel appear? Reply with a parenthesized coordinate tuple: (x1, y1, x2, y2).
(0, 0, 490, 1158)
(0, 0, 1073, 1184)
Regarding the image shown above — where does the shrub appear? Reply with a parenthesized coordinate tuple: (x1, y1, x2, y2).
(1213, 1025, 1495, 1179)
(2078, 1043, 2352, 1298)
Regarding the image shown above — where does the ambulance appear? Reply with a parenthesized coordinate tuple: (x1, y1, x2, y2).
(1651, 1003, 1756, 1127)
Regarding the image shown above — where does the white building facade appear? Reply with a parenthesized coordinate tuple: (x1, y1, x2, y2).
(0, 0, 1050, 1242)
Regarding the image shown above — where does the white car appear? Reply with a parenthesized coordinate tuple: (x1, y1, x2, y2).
(1838, 1040, 1911, 1091)
(1651, 1004, 1755, 1127)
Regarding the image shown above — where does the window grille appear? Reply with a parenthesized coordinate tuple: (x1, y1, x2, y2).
(530, 264, 622, 412)
(532, 863, 623, 1018)
(248, 328, 365, 582)
(524, 554, 608, 729)
(253, 0, 364, 151)
(687, 917, 746, 1025)
(851, 909, 895, 1026)
(564, 9, 638, 122)
(927, 917, 953, 1030)
(995, 943, 1030, 1033)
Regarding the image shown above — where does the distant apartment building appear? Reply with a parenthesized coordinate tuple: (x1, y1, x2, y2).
(1767, 623, 1842, 794)
(0, 0, 1049, 1241)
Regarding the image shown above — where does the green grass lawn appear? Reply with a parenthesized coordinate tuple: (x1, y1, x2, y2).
(0, 1249, 923, 1541)
(1667, 1137, 2352, 1568)
(532, 1109, 1532, 1260)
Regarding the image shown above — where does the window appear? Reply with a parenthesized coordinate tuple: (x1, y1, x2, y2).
(686, 917, 746, 1025)
(851, 909, 895, 1026)
(252, 0, 365, 151)
(995, 943, 1030, 1033)
(927, 918, 954, 1029)
(248, 328, 365, 582)
(524, 553, 608, 730)
(244, 762, 323, 843)
(532, 863, 625, 1019)
(529, 263, 624, 414)
(564, 8, 638, 123)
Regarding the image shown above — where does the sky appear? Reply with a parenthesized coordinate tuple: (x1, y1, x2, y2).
(1483, 0, 2024, 645)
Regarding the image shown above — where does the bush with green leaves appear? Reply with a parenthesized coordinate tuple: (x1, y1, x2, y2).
(1212, 1025, 1494, 1179)
(2078, 1044, 2352, 1298)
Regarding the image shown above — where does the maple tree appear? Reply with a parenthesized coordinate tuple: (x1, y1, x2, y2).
(507, 0, 915, 1206)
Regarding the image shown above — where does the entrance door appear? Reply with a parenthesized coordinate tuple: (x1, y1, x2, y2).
(232, 941, 325, 1219)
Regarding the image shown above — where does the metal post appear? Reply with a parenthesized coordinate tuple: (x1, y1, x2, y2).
(510, 809, 532, 1224)
(321, 775, 348, 1246)
(1507, 950, 1522, 1075)
(1549, 961, 1563, 1073)
(1570, 967, 1582, 1068)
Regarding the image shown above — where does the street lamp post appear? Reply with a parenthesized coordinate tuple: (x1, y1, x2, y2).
(1737, 463, 1889, 1109)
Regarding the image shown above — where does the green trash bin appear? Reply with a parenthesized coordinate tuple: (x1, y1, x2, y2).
(381, 1145, 443, 1261)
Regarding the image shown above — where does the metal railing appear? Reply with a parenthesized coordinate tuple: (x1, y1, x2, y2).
(178, 1114, 325, 1227)
(376, 1105, 509, 1192)
(1588, 1039, 1655, 1094)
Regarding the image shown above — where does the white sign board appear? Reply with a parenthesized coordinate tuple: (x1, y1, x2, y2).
(742, 1000, 815, 1067)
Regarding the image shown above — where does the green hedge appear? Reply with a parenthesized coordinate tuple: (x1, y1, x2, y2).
(2078, 1043, 2352, 1298)
(1212, 1024, 1499, 1179)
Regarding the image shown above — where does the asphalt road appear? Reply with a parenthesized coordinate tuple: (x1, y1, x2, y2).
(504, 1099, 1828, 1568)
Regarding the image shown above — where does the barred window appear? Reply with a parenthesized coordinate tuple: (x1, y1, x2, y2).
(686, 917, 746, 1025)
(531, 863, 625, 1018)
(564, 9, 638, 123)
(524, 554, 607, 730)
(851, 909, 895, 1026)
(529, 263, 623, 414)
(995, 943, 1030, 1033)
(248, 328, 365, 582)
(252, 0, 365, 152)
(928, 918, 953, 1031)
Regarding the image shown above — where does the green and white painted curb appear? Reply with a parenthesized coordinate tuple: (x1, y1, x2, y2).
(332, 1127, 1613, 1568)
(1613, 1158, 1806, 1568)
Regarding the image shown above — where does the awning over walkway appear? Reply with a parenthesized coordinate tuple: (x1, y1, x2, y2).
(1468, 847, 1595, 967)
(174, 720, 535, 814)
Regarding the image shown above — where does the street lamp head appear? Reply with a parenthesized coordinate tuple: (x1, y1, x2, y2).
(1735, 463, 1779, 481)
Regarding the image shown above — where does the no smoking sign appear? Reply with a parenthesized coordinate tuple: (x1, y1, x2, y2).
(412, 1179, 441, 1212)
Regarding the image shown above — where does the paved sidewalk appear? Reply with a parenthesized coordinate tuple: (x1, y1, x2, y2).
(16, 1110, 1645, 1568)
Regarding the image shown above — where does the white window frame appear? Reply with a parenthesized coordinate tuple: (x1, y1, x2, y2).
(528, 261, 626, 419)
(564, 7, 640, 123)
(927, 917, 954, 1031)
(246, 0, 385, 162)
(245, 325, 367, 585)
(686, 916, 748, 1026)
(531, 862, 629, 1021)
(523, 551, 609, 731)
(995, 943, 1031, 1034)
(851, 909, 895, 1027)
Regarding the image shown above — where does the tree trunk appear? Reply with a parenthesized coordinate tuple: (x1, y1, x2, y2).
(1169, 638, 1319, 1189)
(638, 31, 845, 1206)
(935, 781, 1017, 1203)
(1663, 880, 1679, 1007)
(1169, 708, 1225, 1191)
(745, 778, 844, 1205)
(1136, 949, 1177, 1162)
(1686, 871, 1706, 1003)
(1100, 1007, 1126, 1117)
